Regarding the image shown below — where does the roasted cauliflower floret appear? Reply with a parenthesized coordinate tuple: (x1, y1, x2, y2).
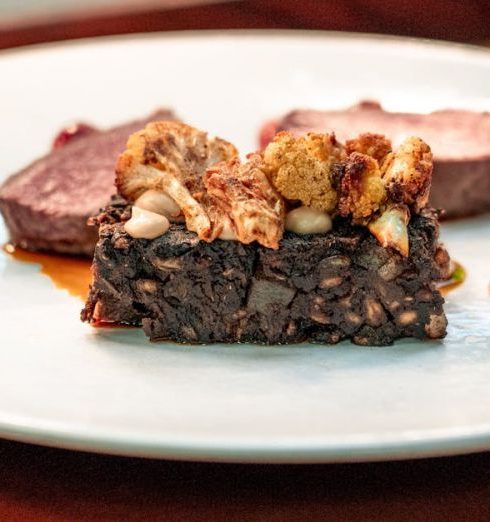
(342, 136, 432, 253)
(114, 120, 434, 256)
(338, 152, 387, 222)
(262, 132, 346, 212)
(368, 204, 410, 257)
(345, 133, 392, 164)
(382, 136, 432, 212)
(115, 121, 237, 238)
(204, 155, 285, 249)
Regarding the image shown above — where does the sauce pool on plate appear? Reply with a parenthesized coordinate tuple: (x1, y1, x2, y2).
(3, 244, 92, 299)
(437, 261, 466, 296)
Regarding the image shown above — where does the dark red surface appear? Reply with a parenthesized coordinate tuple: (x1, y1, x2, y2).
(1, 439, 490, 521)
(52, 123, 98, 150)
(0, 0, 489, 50)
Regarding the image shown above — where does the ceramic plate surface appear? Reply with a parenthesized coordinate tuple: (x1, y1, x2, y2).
(1, 31, 490, 462)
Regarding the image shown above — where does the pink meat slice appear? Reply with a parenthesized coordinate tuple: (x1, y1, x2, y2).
(0, 109, 177, 255)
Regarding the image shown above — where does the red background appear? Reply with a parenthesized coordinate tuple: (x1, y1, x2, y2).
(1, 0, 489, 50)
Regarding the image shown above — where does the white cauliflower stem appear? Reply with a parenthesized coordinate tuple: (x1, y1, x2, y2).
(116, 121, 237, 238)
(368, 205, 410, 256)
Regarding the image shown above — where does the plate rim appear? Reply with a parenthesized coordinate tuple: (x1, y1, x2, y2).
(1, 29, 489, 463)
(3, 415, 490, 463)
(0, 28, 489, 62)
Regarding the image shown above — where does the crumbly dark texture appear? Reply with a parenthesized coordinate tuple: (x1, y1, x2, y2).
(82, 202, 448, 345)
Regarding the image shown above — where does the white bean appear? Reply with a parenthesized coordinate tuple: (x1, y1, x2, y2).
(219, 221, 237, 240)
(124, 206, 170, 239)
(135, 189, 181, 218)
(285, 206, 332, 235)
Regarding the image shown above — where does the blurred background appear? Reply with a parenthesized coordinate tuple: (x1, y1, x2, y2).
(1, 0, 489, 50)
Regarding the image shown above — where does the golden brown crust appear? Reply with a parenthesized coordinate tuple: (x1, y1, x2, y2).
(116, 121, 237, 198)
(345, 133, 392, 164)
(382, 136, 433, 212)
(262, 132, 346, 212)
(338, 152, 386, 222)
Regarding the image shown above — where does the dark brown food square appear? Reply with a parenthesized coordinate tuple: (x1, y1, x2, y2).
(82, 203, 448, 345)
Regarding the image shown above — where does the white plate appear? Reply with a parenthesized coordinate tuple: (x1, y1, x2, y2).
(1, 31, 490, 463)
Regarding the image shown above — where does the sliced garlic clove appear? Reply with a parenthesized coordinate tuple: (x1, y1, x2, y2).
(285, 206, 332, 235)
(135, 189, 181, 218)
(368, 205, 409, 256)
(124, 206, 170, 239)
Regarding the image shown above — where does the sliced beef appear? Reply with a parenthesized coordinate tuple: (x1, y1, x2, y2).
(0, 109, 177, 256)
(82, 202, 448, 346)
(261, 101, 490, 218)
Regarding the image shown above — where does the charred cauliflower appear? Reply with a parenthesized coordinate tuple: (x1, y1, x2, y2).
(205, 155, 285, 249)
(345, 133, 392, 164)
(114, 120, 434, 257)
(116, 121, 237, 238)
(368, 204, 410, 257)
(382, 136, 433, 212)
(338, 152, 386, 222)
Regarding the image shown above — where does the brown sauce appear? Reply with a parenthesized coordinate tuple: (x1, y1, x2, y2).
(3, 244, 92, 300)
(437, 261, 466, 296)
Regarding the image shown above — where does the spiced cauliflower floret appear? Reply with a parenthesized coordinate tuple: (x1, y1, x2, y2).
(262, 132, 346, 212)
(115, 121, 237, 238)
(382, 136, 432, 212)
(338, 152, 387, 222)
(368, 204, 410, 257)
(339, 135, 432, 255)
(204, 154, 285, 249)
(114, 120, 434, 257)
(364, 136, 433, 257)
(345, 133, 392, 164)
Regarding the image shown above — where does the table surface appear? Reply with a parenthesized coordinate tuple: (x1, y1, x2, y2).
(1, 6, 490, 521)
(0, 439, 489, 521)
(0, 0, 489, 49)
